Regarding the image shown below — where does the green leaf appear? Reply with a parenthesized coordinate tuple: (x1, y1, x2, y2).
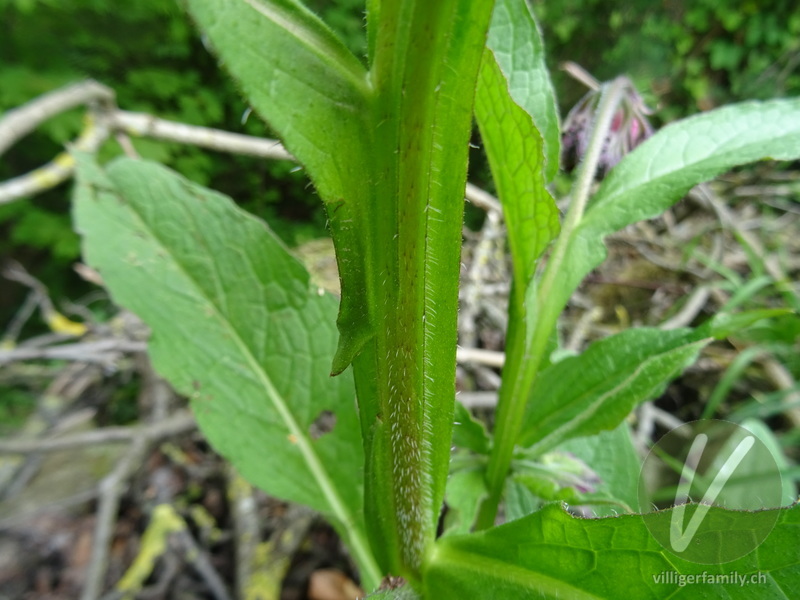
(704, 309, 793, 339)
(504, 476, 540, 522)
(423, 503, 800, 599)
(518, 328, 711, 455)
(475, 0, 560, 287)
(184, 0, 376, 376)
(443, 468, 487, 536)
(737, 419, 798, 506)
(443, 404, 491, 535)
(183, 0, 369, 177)
(484, 0, 561, 182)
(72, 155, 380, 588)
(555, 99, 800, 316)
(452, 401, 490, 455)
(557, 423, 641, 516)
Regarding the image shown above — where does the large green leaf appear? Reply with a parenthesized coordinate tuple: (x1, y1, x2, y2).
(553, 98, 800, 318)
(475, 0, 561, 286)
(183, 0, 369, 191)
(518, 327, 710, 457)
(424, 503, 800, 599)
(72, 155, 380, 587)
(183, 0, 377, 375)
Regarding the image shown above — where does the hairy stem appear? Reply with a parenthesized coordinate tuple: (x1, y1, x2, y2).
(354, 0, 494, 580)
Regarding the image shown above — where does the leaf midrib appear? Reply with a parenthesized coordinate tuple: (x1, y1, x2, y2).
(242, 0, 369, 97)
(106, 167, 367, 555)
(427, 543, 604, 600)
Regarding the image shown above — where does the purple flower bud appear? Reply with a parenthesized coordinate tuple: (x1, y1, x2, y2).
(562, 75, 654, 174)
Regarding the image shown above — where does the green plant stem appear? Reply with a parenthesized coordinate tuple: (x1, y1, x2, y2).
(354, 0, 494, 580)
(477, 77, 629, 529)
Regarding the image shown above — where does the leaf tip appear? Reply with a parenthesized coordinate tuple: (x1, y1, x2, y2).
(330, 325, 374, 376)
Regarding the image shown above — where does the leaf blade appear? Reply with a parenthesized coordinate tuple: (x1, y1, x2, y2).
(184, 0, 378, 376)
(484, 0, 561, 181)
(557, 423, 641, 515)
(474, 0, 562, 529)
(518, 328, 711, 454)
(555, 98, 800, 315)
(475, 0, 561, 285)
(424, 503, 800, 599)
(73, 155, 379, 585)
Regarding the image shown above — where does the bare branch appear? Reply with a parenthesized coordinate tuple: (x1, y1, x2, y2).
(0, 112, 111, 205)
(560, 61, 601, 92)
(456, 391, 498, 409)
(0, 409, 194, 454)
(3, 259, 52, 314)
(112, 110, 295, 160)
(456, 347, 505, 368)
(1, 290, 39, 347)
(171, 526, 233, 600)
(81, 436, 148, 600)
(0, 339, 145, 366)
(0, 80, 503, 216)
(659, 286, 712, 331)
(465, 182, 502, 213)
(0, 80, 114, 157)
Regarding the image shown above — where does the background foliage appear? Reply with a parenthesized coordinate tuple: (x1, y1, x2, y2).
(3, 0, 799, 306)
(533, 0, 800, 119)
(0, 0, 365, 320)
(2, 0, 800, 416)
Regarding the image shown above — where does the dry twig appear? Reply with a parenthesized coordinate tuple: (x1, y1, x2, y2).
(81, 437, 149, 600)
(0, 410, 195, 454)
(0, 79, 503, 212)
(0, 339, 147, 367)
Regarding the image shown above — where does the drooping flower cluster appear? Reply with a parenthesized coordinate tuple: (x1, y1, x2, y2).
(562, 76, 654, 174)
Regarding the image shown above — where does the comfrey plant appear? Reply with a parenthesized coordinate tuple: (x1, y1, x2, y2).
(72, 0, 800, 597)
